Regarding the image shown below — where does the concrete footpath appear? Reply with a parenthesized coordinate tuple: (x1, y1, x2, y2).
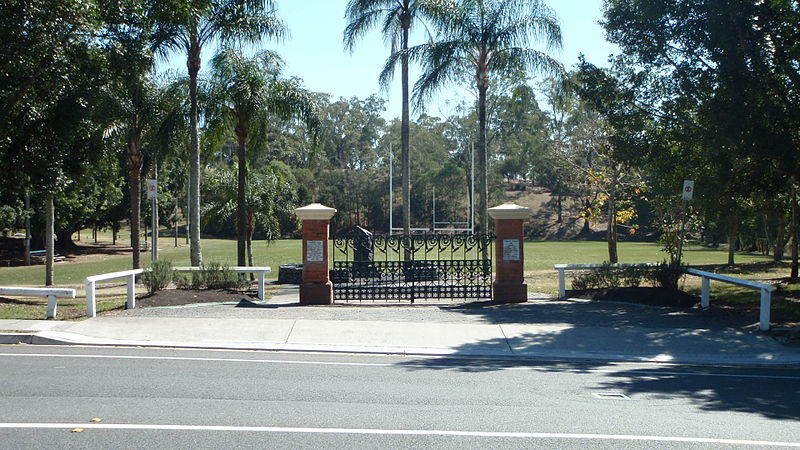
(1, 289, 799, 366)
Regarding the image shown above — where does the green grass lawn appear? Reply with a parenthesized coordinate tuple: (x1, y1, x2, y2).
(0, 238, 301, 286)
(0, 238, 777, 287)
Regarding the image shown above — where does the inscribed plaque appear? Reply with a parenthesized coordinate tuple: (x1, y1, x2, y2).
(503, 239, 520, 261)
(307, 240, 324, 262)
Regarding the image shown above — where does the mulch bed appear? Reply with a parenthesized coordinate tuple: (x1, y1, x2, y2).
(566, 287, 700, 308)
(136, 289, 259, 308)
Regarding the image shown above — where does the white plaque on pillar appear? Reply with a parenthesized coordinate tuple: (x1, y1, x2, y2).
(503, 239, 520, 261)
(307, 240, 323, 262)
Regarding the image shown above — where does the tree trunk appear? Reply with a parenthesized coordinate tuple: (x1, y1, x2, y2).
(247, 208, 255, 281)
(477, 84, 489, 236)
(24, 191, 30, 265)
(128, 138, 144, 269)
(55, 229, 77, 250)
(580, 198, 592, 237)
(476, 80, 491, 260)
(607, 172, 618, 264)
(188, 37, 202, 267)
(791, 184, 798, 278)
(236, 125, 248, 267)
(556, 194, 563, 224)
(727, 210, 738, 266)
(401, 17, 411, 237)
(128, 137, 143, 269)
(774, 213, 786, 261)
(45, 196, 54, 286)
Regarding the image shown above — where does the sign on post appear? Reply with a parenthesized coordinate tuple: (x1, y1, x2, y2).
(682, 180, 694, 201)
(146, 180, 158, 200)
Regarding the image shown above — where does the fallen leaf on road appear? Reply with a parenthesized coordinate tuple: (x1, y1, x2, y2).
(71, 428, 83, 433)
(90, 418, 102, 422)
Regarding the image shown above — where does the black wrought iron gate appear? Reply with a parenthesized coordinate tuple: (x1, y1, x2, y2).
(330, 232, 494, 303)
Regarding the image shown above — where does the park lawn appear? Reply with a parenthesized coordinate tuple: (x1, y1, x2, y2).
(0, 238, 301, 286)
(0, 237, 792, 322)
(0, 239, 776, 287)
(0, 293, 127, 320)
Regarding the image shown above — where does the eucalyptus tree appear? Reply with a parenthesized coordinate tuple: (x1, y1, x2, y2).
(408, 0, 563, 233)
(206, 48, 317, 266)
(601, 0, 798, 267)
(150, 0, 286, 266)
(344, 0, 441, 234)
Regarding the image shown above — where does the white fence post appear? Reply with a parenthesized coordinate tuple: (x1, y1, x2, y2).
(258, 271, 265, 300)
(46, 294, 57, 319)
(558, 267, 566, 299)
(85, 280, 96, 317)
(760, 288, 771, 331)
(127, 273, 136, 309)
(701, 277, 710, 308)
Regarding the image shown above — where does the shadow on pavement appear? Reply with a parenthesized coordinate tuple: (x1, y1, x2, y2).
(397, 299, 800, 420)
(397, 327, 800, 420)
(439, 299, 757, 329)
(595, 365, 800, 421)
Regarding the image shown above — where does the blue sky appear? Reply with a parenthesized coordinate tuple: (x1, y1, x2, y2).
(161, 0, 619, 120)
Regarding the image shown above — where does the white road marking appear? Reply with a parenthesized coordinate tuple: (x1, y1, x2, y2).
(1, 352, 799, 380)
(0, 423, 798, 446)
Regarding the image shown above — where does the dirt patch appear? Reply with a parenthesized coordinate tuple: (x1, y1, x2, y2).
(136, 289, 258, 308)
(566, 287, 700, 308)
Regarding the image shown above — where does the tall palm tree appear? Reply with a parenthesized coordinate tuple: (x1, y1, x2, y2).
(207, 48, 318, 266)
(103, 74, 171, 269)
(408, 0, 563, 233)
(150, 0, 285, 266)
(344, 0, 440, 235)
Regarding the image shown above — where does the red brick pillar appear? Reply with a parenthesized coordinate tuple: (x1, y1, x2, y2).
(488, 203, 531, 303)
(295, 203, 337, 305)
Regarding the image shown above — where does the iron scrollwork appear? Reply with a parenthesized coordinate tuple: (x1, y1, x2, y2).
(330, 230, 495, 303)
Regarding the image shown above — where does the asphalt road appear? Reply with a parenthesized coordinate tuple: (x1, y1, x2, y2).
(1, 345, 799, 449)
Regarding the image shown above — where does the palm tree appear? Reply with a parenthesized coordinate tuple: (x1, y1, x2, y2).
(150, 0, 286, 266)
(203, 162, 298, 268)
(344, 0, 440, 235)
(408, 0, 563, 233)
(206, 48, 317, 266)
(103, 74, 172, 269)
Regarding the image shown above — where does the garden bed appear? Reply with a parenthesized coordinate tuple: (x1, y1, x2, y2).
(566, 286, 700, 308)
(136, 288, 259, 308)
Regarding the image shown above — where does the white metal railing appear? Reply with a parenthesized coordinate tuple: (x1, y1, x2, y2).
(85, 269, 144, 317)
(684, 268, 774, 331)
(84, 266, 272, 318)
(554, 263, 660, 299)
(173, 266, 271, 300)
(0, 286, 76, 319)
(553, 263, 776, 331)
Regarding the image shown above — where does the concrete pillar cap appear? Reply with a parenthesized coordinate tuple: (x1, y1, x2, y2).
(488, 203, 531, 220)
(295, 203, 337, 221)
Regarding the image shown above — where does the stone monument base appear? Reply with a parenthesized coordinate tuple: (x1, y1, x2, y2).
(300, 281, 333, 305)
(492, 280, 528, 304)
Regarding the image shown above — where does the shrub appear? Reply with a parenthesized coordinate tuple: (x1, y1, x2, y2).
(572, 262, 625, 290)
(142, 260, 174, 295)
(570, 261, 685, 291)
(647, 262, 685, 290)
(198, 262, 238, 289)
(173, 272, 203, 290)
(171, 262, 250, 291)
